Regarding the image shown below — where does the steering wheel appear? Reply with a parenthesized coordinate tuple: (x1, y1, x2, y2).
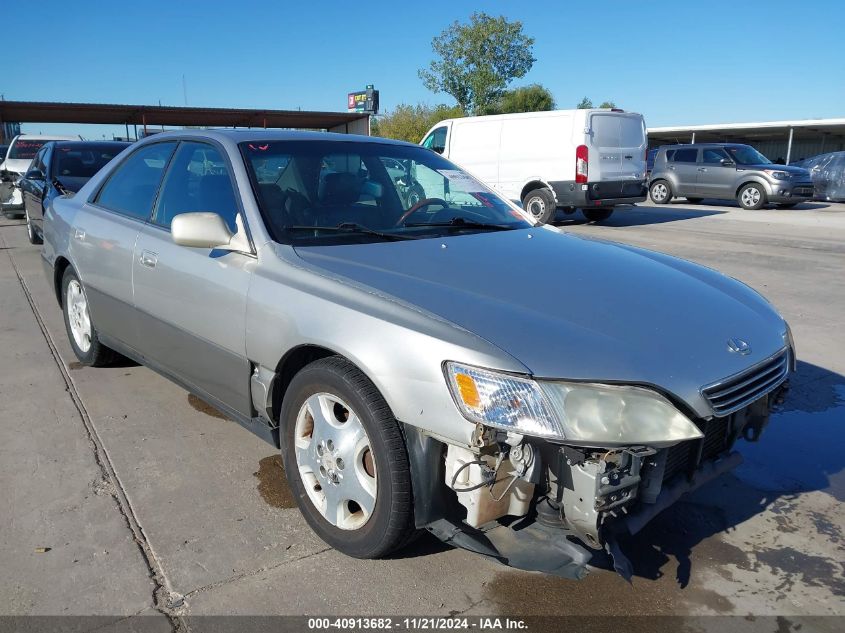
(395, 198, 449, 227)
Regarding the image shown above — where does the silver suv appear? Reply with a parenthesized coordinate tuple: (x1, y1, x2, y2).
(649, 143, 814, 209)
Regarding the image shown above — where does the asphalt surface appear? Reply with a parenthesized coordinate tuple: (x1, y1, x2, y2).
(1, 199, 843, 629)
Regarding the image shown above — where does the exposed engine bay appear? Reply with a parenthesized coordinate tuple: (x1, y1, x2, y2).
(424, 382, 788, 581)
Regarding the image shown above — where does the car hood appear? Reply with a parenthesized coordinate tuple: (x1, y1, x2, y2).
(0, 158, 31, 175)
(293, 227, 787, 412)
(740, 164, 810, 178)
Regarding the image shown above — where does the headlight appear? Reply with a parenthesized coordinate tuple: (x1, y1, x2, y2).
(764, 170, 790, 180)
(445, 362, 703, 447)
(784, 322, 797, 371)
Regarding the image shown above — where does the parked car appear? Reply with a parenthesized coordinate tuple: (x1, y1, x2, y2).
(792, 151, 845, 202)
(1, 134, 82, 217)
(649, 143, 814, 210)
(420, 108, 648, 224)
(20, 140, 130, 244)
(42, 130, 793, 580)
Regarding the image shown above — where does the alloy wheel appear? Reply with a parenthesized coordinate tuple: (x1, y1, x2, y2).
(66, 279, 92, 353)
(651, 183, 668, 202)
(741, 187, 761, 207)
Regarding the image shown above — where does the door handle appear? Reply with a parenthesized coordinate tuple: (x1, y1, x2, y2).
(139, 250, 158, 269)
(668, 166, 675, 170)
(624, 155, 633, 159)
(698, 167, 707, 172)
(73, 228, 86, 240)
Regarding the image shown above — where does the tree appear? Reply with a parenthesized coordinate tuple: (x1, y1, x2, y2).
(419, 12, 535, 115)
(485, 84, 555, 115)
(371, 103, 464, 143)
(599, 100, 617, 109)
(576, 96, 593, 109)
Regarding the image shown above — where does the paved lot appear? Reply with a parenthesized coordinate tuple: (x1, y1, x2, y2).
(1, 199, 844, 629)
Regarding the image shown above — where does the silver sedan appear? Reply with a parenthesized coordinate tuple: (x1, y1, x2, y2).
(41, 130, 794, 579)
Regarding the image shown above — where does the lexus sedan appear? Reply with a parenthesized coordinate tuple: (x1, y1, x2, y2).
(42, 130, 794, 580)
(20, 140, 130, 244)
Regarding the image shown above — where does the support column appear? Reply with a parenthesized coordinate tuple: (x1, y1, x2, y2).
(691, 132, 696, 144)
(786, 127, 794, 165)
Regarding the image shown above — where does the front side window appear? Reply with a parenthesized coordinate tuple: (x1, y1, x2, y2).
(672, 148, 698, 163)
(153, 142, 238, 231)
(241, 140, 529, 245)
(53, 144, 126, 179)
(726, 145, 771, 166)
(96, 142, 177, 220)
(422, 127, 447, 154)
(702, 148, 730, 164)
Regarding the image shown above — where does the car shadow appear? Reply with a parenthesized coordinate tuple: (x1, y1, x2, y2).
(552, 205, 724, 228)
(665, 199, 834, 211)
(589, 359, 845, 586)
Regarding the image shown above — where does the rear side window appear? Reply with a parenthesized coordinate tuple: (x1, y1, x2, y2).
(671, 148, 698, 163)
(153, 142, 238, 231)
(422, 127, 447, 154)
(96, 142, 177, 220)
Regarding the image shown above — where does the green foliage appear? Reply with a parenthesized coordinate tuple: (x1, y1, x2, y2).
(484, 84, 555, 115)
(419, 12, 535, 115)
(577, 97, 618, 109)
(371, 103, 464, 143)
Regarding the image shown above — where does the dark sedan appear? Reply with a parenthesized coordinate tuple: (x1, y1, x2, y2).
(20, 140, 130, 244)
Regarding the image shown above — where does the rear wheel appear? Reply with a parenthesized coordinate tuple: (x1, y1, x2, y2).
(583, 208, 614, 222)
(738, 183, 767, 210)
(61, 268, 118, 366)
(521, 187, 556, 224)
(649, 180, 672, 204)
(26, 210, 42, 244)
(281, 356, 416, 559)
(686, 197, 703, 204)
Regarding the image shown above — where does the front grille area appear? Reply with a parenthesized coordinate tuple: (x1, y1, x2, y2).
(663, 417, 731, 482)
(702, 350, 789, 417)
(792, 186, 814, 196)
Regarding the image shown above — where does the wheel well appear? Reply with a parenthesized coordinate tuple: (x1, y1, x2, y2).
(271, 345, 338, 423)
(520, 180, 550, 203)
(53, 257, 71, 306)
(736, 181, 765, 197)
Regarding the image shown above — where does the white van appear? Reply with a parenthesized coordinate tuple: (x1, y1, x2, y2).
(420, 109, 648, 223)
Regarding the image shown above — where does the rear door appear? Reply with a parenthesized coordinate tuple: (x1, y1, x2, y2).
(588, 113, 647, 183)
(132, 140, 254, 416)
(73, 141, 177, 353)
(667, 147, 700, 195)
(697, 147, 736, 198)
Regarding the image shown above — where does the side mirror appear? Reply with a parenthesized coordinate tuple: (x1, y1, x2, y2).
(720, 159, 735, 167)
(25, 169, 45, 181)
(171, 212, 250, 252)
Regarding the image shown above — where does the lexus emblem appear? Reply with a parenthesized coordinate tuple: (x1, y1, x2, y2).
(727, 338, 751, 355)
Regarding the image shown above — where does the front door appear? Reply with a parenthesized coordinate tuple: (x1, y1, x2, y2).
(697, 147, 736, 199)
(132, 141, 254, 416)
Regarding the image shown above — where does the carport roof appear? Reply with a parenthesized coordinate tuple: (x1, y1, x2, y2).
(648, 117, 845, 141)
(0, 100, 368, 131)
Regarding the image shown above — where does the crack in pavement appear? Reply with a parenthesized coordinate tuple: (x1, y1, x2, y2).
(2, 238, 185, 632)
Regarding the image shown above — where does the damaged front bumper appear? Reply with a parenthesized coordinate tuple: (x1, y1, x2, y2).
(415, 381, 789, 581)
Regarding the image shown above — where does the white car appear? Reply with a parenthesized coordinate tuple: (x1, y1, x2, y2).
(1, 133, 81, 217)
(420, 109, 648, 224)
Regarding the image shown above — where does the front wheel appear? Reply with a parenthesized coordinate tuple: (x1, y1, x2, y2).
(649, 180, 672, 204)
(738, 183, 767, 210)
(521, 187, 556, 224)
(281, 356, 416, 559)
(583, 208, 613, 222)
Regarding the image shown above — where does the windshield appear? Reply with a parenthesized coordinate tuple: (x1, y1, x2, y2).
(53, 144, 126, 179)
(9, 139, 49, 160)
(726, 145, 772, 166)
(241, 140, 531, 245)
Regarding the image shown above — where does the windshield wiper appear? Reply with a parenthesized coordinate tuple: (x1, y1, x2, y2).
(286, 223, 417, 241)
(404, 217, 513, 231)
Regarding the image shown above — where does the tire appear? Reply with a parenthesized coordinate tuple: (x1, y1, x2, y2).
(738, 183, 767, 210)
(686, 197, 703, 204)
(61, 268, 118, 367)
(26, 210, 42, 245)
(583, 208, 613, 222)
(776, 203, 798, 209)
(280, 356, 416, 559)
(521, 187, 556, 224)
(649, 180, 672, 204)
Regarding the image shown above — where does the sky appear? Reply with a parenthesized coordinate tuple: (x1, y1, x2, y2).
(7, 0, 845, 140)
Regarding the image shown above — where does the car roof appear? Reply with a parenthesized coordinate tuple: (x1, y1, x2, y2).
(13, 134, 81, 141)
(133, 128, 417, 148)
(49, 140, 131, 150)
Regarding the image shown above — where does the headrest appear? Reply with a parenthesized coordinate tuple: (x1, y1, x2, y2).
(319, 172, 360, 205)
